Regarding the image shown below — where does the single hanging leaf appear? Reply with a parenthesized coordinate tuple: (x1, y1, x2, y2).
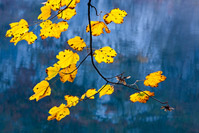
(103, 8, 127, 24)
(57, 8, 76, 20)
(94, 46, 117, 63)
(47, 103, 70, 121)
(98, 84, 114, 98)
(40, 20, 69, 39)
(64, 95, 79, 107)
(6, 19, 29, 37)
(45, 63, 61, 80)
(129, 91, 154, 103)
(5, 19, 36, 45)
(67, 36, 86, 51)
(60, 0, 80, 8)
(46, 0, 61, 11)
(86, 21, 110, 36)
(144, 71, 166, 87)
(56, 49, 79, 68)
(29, 80, 51, 101)
(80, 88, 97, 100)
(10, 32, 37, 45)
(38, 5, 51, 20)
(59, 64, 77, 83)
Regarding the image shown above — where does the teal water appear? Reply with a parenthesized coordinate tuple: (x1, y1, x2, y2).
(0, 0, 199, 132)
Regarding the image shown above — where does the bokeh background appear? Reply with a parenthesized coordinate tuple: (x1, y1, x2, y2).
(1, 0, 199, 132)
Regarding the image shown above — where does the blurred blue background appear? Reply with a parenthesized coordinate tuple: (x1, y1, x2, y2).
(0, 0, 199, 132)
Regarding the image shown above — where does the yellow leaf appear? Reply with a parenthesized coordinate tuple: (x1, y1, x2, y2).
(129, 91, 154, 103)
(64, 95, 79, 107)
(98, 84, 114, 98)
(103, 8, 127, 24)
(47, 103, 70, 121)
(45, 63, 61, 80)
(60, 0, 80, 8)
(46, 0, 61, 11)
(56, 49, 79, 68)
(29, 80, 51, 101)
(38, 5, 51, 20)
(67, 36, 86, 51)
(94, 46, 117, 63)
(10, 32, 37, 45)
(144, 71, 166, 87)
(57, 8, 76, 20)
(6, 19, 29, 37)
(80, 88, 97, 100)
(59, 64, 77, 83)
(86, 21, 110, 36)
(40, 20, 69, 39)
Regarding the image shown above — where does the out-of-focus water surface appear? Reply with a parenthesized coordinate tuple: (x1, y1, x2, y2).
(1, 0, 199, 132)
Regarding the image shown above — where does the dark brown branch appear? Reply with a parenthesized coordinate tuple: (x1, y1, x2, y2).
(87, 0, 169, 105)
(89, 4, 101, 16)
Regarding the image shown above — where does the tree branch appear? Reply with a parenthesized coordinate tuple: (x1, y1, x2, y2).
(87, 0, 169, 105)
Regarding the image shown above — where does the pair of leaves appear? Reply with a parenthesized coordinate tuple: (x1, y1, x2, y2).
(130, 91, 154, 103)
(144, 71, 166, 87)
(38, 0, 80, 20)
(6, 19, 37, 45)
(40, 20, 69, 39)
(80, 84, 114, 100)
(86, 8, 127, 36)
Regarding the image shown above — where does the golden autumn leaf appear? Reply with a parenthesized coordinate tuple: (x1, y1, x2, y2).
(61, 0, 80, 8)
(94, 46, 117, 63)
(98, 84, 114, 98)
(57, 8, 76, 20)
(46, 0, 61, 11)
(38, 5, 51, 20)
(56, 49, 79, 68)
(144, 71, 166, 87)
(29, 80, 51, 101)
(40, 20, 69, 39)
(129, 91, 154, 103)
(67, 36, 86, 51)
(103, 8, 127, 24)
(45, 63, 61, 80)
(80, 88, 98, 100)
(86, 21, 111, 36)
(47, 103, 70, 121)
(6, 19, 29, 37)
(59, 64, 77, 83)
(10, 32, 37, 45)
(64, 95, 79, 107)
